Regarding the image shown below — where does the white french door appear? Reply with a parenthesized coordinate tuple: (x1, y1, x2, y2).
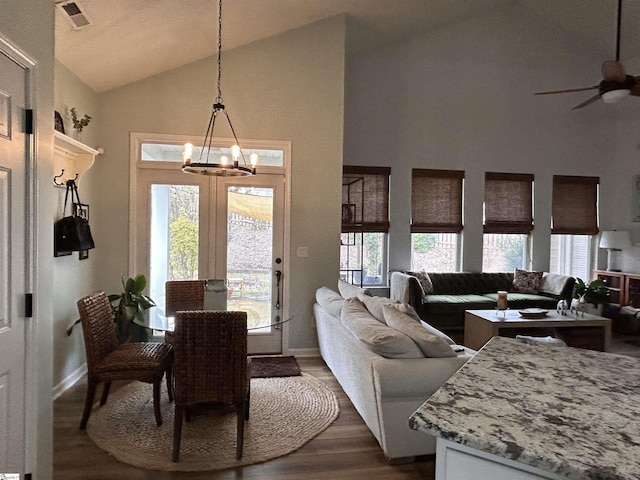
(133, 137, 288, 354)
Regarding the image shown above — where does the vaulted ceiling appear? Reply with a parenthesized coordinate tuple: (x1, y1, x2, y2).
(55, 0, 640, 93)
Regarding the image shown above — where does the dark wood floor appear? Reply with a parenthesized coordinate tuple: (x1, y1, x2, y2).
(53, 333, 640, 479)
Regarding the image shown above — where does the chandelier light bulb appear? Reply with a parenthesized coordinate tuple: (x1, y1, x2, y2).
(220, 155, 229, 166)
(250, 153, 259, 167)
(231, 144, 241, 159)
(182, 143, 193, 165)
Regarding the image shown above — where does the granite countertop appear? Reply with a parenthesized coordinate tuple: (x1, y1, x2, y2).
(409, 336, 640, 480)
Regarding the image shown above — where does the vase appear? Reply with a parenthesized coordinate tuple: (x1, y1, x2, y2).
(72, 130, 83, 142)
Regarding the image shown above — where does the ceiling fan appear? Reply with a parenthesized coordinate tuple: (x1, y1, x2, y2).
(535, 0, 640, 110)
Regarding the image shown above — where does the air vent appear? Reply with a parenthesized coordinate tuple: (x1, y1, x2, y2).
(56, 1, 93, 31)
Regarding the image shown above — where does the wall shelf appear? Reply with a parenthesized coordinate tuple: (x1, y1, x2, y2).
(53, 130, 102, 187)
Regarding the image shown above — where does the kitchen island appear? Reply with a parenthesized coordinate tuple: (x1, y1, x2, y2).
(409, 336, 640, 480)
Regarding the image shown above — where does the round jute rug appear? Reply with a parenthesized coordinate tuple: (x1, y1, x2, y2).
(86, 373, 339, 471)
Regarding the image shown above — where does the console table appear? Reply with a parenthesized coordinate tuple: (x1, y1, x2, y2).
(409, 336, 640, 479)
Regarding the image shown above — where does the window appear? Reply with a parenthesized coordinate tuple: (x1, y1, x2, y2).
(482, 172, 533, 272)
(411, 169, 464, 272)
(341, 166, 390, 286)
(549, 234, 592, 280)
(549, 175, 599, 279)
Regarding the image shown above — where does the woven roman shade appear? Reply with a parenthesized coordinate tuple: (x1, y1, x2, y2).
(411, 169, 464, 233)
(552, 175, 599, 235)
(484, 172, 534, 234)
(342, 166, 390, 233)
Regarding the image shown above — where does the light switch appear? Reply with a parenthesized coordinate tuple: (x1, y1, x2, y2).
(297, 246, 309, 257)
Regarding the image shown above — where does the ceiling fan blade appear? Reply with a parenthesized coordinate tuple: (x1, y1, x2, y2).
(571, 94, 602, 110)
(602, 60, 626, 82)
(534, 86, 598, 95)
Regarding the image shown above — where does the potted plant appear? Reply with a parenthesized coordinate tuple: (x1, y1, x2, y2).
(109, 274, 156, 343)
(574, 278, 609, 314)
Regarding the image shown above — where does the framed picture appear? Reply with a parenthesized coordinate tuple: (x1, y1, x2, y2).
(54, 111, 65, 134)
(74, 202, 89, 220)
(0, 89, 11, 139)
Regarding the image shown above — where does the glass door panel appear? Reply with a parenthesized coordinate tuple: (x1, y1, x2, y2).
(149, 184, 200, 324)
(225, 186, 274, 330)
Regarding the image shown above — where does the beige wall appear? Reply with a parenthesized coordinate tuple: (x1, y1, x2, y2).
(90, 16, 346, 353)
(52, 60, 101, 394)
(1, 1, 55, 477)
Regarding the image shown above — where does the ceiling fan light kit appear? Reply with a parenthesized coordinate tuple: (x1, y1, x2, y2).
(535, 0, 639, 110)
(602, 88, 630, 104)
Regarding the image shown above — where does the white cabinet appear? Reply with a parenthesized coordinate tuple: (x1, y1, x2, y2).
(53, 131, 102, 187)
(436, 440, 567, 480)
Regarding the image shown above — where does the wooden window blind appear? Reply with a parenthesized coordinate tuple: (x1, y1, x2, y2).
(552, 175, 599, 235)
(342, 166, 390, 233)
(484, 172, 534, 234)
(411, 169, 464, 233)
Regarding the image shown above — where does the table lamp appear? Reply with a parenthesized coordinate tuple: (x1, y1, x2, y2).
(599, 230, 631, 271)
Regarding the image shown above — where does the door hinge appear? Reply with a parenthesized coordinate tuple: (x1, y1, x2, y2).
(25, 109, 34, 134)
(25, 293, 33, 318)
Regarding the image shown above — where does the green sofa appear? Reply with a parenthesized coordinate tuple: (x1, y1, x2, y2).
(390, 271, 575, 335)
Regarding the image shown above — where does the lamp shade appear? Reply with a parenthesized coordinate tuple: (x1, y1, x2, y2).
(599, 230, 631, 250)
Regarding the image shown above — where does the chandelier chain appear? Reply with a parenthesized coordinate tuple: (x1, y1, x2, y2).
(216, 0, 223, 104)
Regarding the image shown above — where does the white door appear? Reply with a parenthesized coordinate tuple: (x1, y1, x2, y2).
(215, 175, 285, 353)
(133, 139, 288, 354)
(0, 44, 29, 473)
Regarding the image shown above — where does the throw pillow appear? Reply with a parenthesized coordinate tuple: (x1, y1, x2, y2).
(388, 302, 421, 322)
(405, 270, 434, 295)
(512, 269, 543, 294)
(338, 279, 372, 299)
(382, 305, 456, 357)
(419, 319, 455, 345)
(340, 298, 424, 359)
(357, 293, 399, 324)
(316, 286, 344, 318)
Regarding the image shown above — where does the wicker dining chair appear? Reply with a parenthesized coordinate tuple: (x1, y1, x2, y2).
(165, 280, 206, 316)
(76, 291, 174, 430)
(172, 310, 251, 462)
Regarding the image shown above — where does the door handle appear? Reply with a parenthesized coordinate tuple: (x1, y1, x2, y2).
(274, 269, 282, 326)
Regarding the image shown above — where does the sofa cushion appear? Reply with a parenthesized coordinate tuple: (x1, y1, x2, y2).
(383, 305, 456, 357)
(427, 272, 513, 295)
(316, 287, 344, 318)
(338, 279, 371, 299)
(483, 292, 559, 310)
(388, 302, 421, 322)
(340, 298, 424, 359)
(419, 320, 455, 345)
(357, 293, 399, 324)
(512, 269, 543, 293)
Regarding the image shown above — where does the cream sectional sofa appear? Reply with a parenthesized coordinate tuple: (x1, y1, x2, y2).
(314, 282, 475, 461)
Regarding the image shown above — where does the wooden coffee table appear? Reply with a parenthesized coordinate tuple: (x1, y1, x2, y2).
(464, 309, 611, 352)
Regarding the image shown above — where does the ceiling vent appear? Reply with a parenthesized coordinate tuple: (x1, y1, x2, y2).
(56, 1, 93, 31)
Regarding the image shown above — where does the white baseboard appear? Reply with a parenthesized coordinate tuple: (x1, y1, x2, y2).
(287, 347, 320, 357)
(53, 363, 87, 400)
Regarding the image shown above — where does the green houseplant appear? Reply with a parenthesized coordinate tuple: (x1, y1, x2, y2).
(109, 274, 156, 343)
(66, 273, 156, 342)
(574, 278, 609, 307)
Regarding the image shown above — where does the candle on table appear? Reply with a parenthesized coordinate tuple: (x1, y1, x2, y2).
(497, 290, 508, 310)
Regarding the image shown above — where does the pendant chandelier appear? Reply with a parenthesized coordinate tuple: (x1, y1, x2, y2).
(182, 0, 257, 176)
